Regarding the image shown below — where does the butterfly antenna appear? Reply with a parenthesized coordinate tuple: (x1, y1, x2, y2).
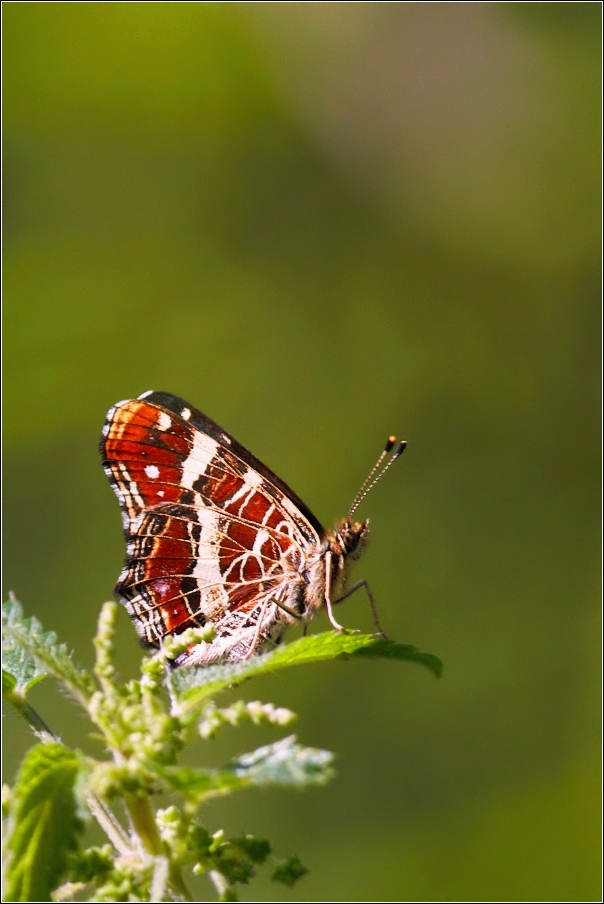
(348, 437, 406, 518)
(348, 436, 395, 516)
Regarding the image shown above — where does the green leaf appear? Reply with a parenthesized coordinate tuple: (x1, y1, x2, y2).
(271, 855, 308, 888)
(170, 631, 442, 710)
(2, 598, 94, 703)
(157, 764, 241, 802)
(2, 598, 51, 694)
(225, 735, 335, 788)
(3, 743, 83, 902)
(158, 736, 334, 804)
(3, 669, 18, 695)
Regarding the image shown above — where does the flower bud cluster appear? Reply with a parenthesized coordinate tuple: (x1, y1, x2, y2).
(88, 760, 154, 800)
(161, 624, 216, 660)
(88, 863, 149, 903)
(92, 603, 119, 686)
(199, 699, 297, 739)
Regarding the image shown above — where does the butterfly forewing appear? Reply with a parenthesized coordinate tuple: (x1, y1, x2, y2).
(100, 392, 325, 654)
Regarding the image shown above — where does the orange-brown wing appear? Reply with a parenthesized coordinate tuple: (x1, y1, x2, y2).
(100, 391, 324, 648)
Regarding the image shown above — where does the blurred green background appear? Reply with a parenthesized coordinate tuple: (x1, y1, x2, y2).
(3, 3, 600, 901)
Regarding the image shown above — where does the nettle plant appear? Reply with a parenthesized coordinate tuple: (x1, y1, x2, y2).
(2, 596, 441, 902)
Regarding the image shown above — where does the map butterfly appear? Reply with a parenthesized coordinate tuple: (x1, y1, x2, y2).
(100, 391, 405, 666)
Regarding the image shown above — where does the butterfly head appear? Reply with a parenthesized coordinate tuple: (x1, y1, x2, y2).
(329, 435, 406, 566)
(333, 517, 370, 561)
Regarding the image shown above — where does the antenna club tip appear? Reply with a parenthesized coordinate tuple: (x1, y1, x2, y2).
(385, 435, 397, 452)
(394, 440, 407, 458)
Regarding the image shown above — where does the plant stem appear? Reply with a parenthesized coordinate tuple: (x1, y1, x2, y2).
(124, 792, 163, 855)
(85, 791, 132, 856)
(124, 792, 193, 902)
(150, 856, 169, 903)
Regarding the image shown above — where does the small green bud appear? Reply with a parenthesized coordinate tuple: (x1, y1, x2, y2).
(162, 624, 216, 659)
(87, 690, 106, 721)
(188, 823, 212, 855)
(157, 806, 186, 854)
(126, 731, 145, 749)
(209, 829, 225, 854)
(121, 705, 143, 728)
(125, 678, 141, 697)
(89, 760, 149, 799)
(66, 844, 113, 883)
(93, 603, 119, 684)
(157, 805, 180, 824)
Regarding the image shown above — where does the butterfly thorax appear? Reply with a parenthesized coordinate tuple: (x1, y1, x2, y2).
(300, 518, 369, 616)
(327, 517, 370, 598)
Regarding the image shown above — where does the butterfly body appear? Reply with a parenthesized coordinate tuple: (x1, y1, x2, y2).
(100, 391, 371, 666)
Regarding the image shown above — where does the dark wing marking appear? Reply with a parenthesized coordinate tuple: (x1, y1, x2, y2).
(100, 393, 320, 647)
(137, 391, 325, 537)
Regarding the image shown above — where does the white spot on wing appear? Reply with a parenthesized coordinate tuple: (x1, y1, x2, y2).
(138, 390, 154, 399)
(244, 469, 262, 489)
(145, 465, 160, 479)
(157, 412, 172, 431)
(157, 490, 165, 497)
(181, 407, 191, 420)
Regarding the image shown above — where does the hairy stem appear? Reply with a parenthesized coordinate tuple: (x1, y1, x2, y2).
(124, 793, 193, 902)
(86, 792, 132, 856)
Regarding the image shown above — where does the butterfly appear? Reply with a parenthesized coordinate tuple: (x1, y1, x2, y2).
(100, 391, 405, 666)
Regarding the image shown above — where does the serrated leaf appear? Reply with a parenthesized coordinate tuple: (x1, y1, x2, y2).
(2, 599, 51, 694)
(2, 598, 94, 703)
(226, 735, 335, 788)
(157, 736, 334, 804)
(170, 631, 442, 710)
(3, 743, 82, 902)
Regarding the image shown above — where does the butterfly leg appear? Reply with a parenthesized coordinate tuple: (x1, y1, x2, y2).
(324, 551, 346, 632)
(334, 580, 387, 639)
(242, 597, 271, 660)
(272, 599, 303, 621)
